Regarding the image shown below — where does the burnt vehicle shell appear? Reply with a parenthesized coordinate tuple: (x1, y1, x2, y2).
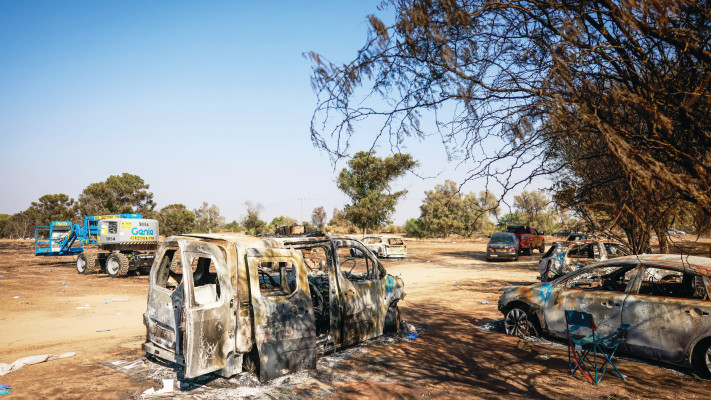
(142, 233, 405, 381)
(499, 254, 711, 375)
(360, 235, 407, 259)
(538, 239, 631, 281)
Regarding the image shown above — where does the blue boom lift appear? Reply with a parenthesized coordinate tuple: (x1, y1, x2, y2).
(34, 214, 142, 256)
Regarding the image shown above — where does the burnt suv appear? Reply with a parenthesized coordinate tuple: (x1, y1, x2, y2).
(143, 233, 405, 381)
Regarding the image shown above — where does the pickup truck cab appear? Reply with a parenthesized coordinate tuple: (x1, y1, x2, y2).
(506, 225, 545, 255)
(142, 233, 405, 381)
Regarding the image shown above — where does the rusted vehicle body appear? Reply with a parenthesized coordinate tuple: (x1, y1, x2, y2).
(506, 225, 545, 255)
(142, 233, 405, 381)
(361, 235, 407, 259)
(499, 255, 711, 375)
(538, 239, 631, 281)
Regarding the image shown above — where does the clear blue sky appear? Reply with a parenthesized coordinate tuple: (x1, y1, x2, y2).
(0, 1, 542, 225)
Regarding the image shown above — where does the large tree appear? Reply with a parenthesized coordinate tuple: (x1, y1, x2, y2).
(194, 202, 225, 233)
(241, 201, 267, 235)
(158, 204, 196, 236)
(28, 193, 77, 226)
(78, 173, 156, 217)
(309, 0, 711, 235)
(337, 151, 417, 234)
(311, 206, 327, 230)
(416, 180, 498, 237)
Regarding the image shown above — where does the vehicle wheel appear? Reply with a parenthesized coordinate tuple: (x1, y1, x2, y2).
(242, 347, 260, 375)
(77, 252, 96, 275)
(384, 304, 401, 333)
(524, 248, 532, 256)
(76, 252, 96, 275)
(539, 241, 545, 253)
(106, 253, 130, 278)
(514, 252, 519, 261)
(693, 339, 711, 377)
(504, 306, 538, 337)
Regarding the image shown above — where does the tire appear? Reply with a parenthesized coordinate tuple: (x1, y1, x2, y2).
(539, 241, 546, 253)
(524, 247, 532, 256)
(693, 339, 711, 377)
(504, 306, 538, 337)
(106, 253, 130, 278)
(242, 347, 260, 375)
(384, 304, 401, 334)
(76, 252, 96, 275)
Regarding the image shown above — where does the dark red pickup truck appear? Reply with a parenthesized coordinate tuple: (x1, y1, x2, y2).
(506, 225, 545, 255)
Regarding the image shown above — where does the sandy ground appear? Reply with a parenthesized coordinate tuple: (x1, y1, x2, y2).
(2, 237, 711, 399)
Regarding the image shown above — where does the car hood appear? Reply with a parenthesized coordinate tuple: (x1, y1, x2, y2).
(498, 282, 553, 312)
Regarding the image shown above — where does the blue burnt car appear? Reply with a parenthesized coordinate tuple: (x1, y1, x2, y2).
(498, 255, 711, 376)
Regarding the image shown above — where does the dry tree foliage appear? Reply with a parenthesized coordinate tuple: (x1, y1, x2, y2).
(308, 0, 711, 248)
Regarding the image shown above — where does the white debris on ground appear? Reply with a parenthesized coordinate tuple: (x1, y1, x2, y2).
(101, 322, 426, 399)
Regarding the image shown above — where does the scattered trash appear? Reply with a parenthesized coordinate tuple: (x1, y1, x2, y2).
(111, 298, 129, 302)
(0, 385, 9, 390)
(411, 282, 418, 285)
(76, 304, 90, 309)
(0, 389, 10, 396)
(481, 301, 489, 304)
(405, 333, 420, 340)
(142, 378, 174, 398)
(48, 270, 53, 272)
(538, 354, 551, 360)
(531, 275, 537, 278)
(511, 275, 515, 277)
(451, 241, 456, 244)
(61, 282, 67, 286)
(516, 340, 533, 351)
(491, 285, 496, 287)
(426, 260, 431, 263)
(12, 296, 19, 299)
(0, 276, 4, 279)
(0, 352, 75, 376)
(100, 302, 108, 304)
(454, 285, 459, 287)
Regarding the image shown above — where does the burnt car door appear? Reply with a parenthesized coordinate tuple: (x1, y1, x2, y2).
(181, 240, 233, 378)
(622, 266, 711, 363)
(145, 241, 184, 360)
(544, 263, 638, 338)
(246, 247, 317, 381)
(333, 239, 384, 347)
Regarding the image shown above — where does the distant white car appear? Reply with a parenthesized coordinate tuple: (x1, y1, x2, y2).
(360, 236, 407, 259)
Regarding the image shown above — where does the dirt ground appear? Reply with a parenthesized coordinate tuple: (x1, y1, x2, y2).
(2, 237, 711, 399)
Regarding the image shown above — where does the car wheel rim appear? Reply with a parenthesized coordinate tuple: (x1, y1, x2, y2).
(505, 308, 529, 337)
(705, 347, 711, 373)
(77, 258, 85, 272)
(107, 259, 118, 274)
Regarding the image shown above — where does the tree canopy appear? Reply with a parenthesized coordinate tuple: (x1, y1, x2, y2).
(310, 0, 711, 248)
(311, 206, 327, 230)
(337, 151, 417, 233)
(194, 202, 225, 233)
(414, 180, 498, 237)
(78, 173, 156, 217)
(158, 204, 196, 236)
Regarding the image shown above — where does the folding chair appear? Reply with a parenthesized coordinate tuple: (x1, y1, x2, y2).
(565, 310, 630, 384)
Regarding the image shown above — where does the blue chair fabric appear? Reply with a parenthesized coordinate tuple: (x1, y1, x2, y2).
(565, 310, 630, 384)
